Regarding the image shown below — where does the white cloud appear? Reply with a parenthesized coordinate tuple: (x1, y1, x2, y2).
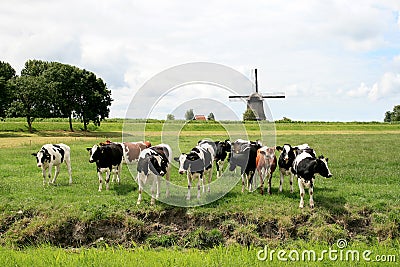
(368, 72, 400, 100)
(346, 73, 400, 100)
(347, 83, 370, 97)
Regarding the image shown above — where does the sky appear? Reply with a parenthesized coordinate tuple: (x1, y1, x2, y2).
(1, 0, 400, 121)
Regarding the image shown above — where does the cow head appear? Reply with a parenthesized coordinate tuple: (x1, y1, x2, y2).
(265, 147, 276, 164)
(86, 145, 101, 163)
(32, 148, 51, 168)
(316, 155, 332, 178)
(276, 144, 295, 163)
(174, 149, 203, 174)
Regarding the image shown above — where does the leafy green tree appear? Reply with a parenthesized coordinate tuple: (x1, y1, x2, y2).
(7, 76, 49, 132)
(243, 108, 257, 121)
(384, 105, 400, 122)
(74, 70, 112, 131)
(185, 109, 194, 120)
(166, 114, 175, 120)
(207, 112, 215, 121)
(43, 62, 80, 131)
(21, 59, 50, 77)
(0, 61, 16, 117)
(384, 111, 392, 122)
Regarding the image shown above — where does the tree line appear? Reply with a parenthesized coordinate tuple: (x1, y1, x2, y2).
(0, 60, 112, 132)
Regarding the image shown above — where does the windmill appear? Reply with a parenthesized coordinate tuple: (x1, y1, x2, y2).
(229, 69, 285, 120)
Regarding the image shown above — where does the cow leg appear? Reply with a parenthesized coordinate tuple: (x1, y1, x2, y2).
(217, 160, 224, 178)
(156, 176, 161, 199)
(98, 171, 103, 192)
(290, 173, 294, 193)
(165, 166, 170, 198)
(241, 173, 245, 193)
(47, 164, 53, 185)
(105, 169, 111, 190)
(268, 171, 273, 195)
(65, 160, 72, 185)
(259, 168, 264, 195)
(186, 173, 192, 200)
(309, 180, 314, 208)
(150, 176, 156, 205)
(116, 164, 122, 184)
(42, 167, 47, 186)
(198, 173, 203, 199)
(298, 178, 305, 208)
(279, 170, 284, 192)
(52, 165, 60, 184)
(136, 173, 143, 205)
(207, 168, 212, 193)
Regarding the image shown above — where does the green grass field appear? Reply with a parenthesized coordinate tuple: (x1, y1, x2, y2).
(0, 119, 399, 266)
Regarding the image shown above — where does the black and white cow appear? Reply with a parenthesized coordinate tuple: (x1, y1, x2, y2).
(276, 143, 312, 193)
(229, 139, 262, 192)
(32, 143, 72, 185)
(292, 152, 332, 208)
(175, 143, 215, 200)
(86, 143, 124, 191)
(137, 144, 172, 205)
(198, 139, 231, 178)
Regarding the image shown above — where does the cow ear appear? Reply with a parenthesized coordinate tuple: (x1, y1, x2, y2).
(31, 153, 37, 156)
(325, 158, 329, 162)
(86, 148, 91, 151)
(276, 146, 282, 151)
(173, 157, 180, 162)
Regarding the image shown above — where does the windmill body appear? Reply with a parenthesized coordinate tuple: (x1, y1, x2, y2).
(229, 69, 285, 120)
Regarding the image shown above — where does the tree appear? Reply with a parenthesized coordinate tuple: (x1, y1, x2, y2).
(207, 112, 215, 121)
(43, 63, 80, 131)
(185, 109, 194, 120)
(0, 61, 16, 117)
(7, 76, 49, 132)
(384, 111, 392, 122)
(384, 105, 400, 122)
(166, 114, 175, 120)
(243, 108, 257, 121)
(74, 69, 112, 131)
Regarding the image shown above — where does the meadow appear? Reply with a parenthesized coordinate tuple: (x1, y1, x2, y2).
(0, 119, 399, 266)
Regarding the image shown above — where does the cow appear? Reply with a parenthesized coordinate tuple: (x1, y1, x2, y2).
(292, 152, 332, 208)
(174, 143, 215, 200)
(256, 146, 277, 195)
(276, 143, 315, 193)
(229, 139, 262, 192)
(32, 143, 72, 185)
(136, 144, 172, 205)
(122, 141, 151, 164)
(86, 143, 124, 191)
(99, 140, 151, 164)
(198, 139, 231, 178)
(276, 144, 297, 193)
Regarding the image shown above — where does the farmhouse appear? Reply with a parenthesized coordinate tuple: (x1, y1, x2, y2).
(194, 115, 206, 121)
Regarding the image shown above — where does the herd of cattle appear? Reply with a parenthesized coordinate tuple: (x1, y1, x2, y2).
(31, 139, 332, 208)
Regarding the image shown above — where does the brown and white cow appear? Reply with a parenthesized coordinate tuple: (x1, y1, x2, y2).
(122, 141, 151, 164)
(256, 146, 277, 195)
(32, 144, 72, 185)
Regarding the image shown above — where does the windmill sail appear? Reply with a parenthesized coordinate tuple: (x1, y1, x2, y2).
(228, 69, 285, 120)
